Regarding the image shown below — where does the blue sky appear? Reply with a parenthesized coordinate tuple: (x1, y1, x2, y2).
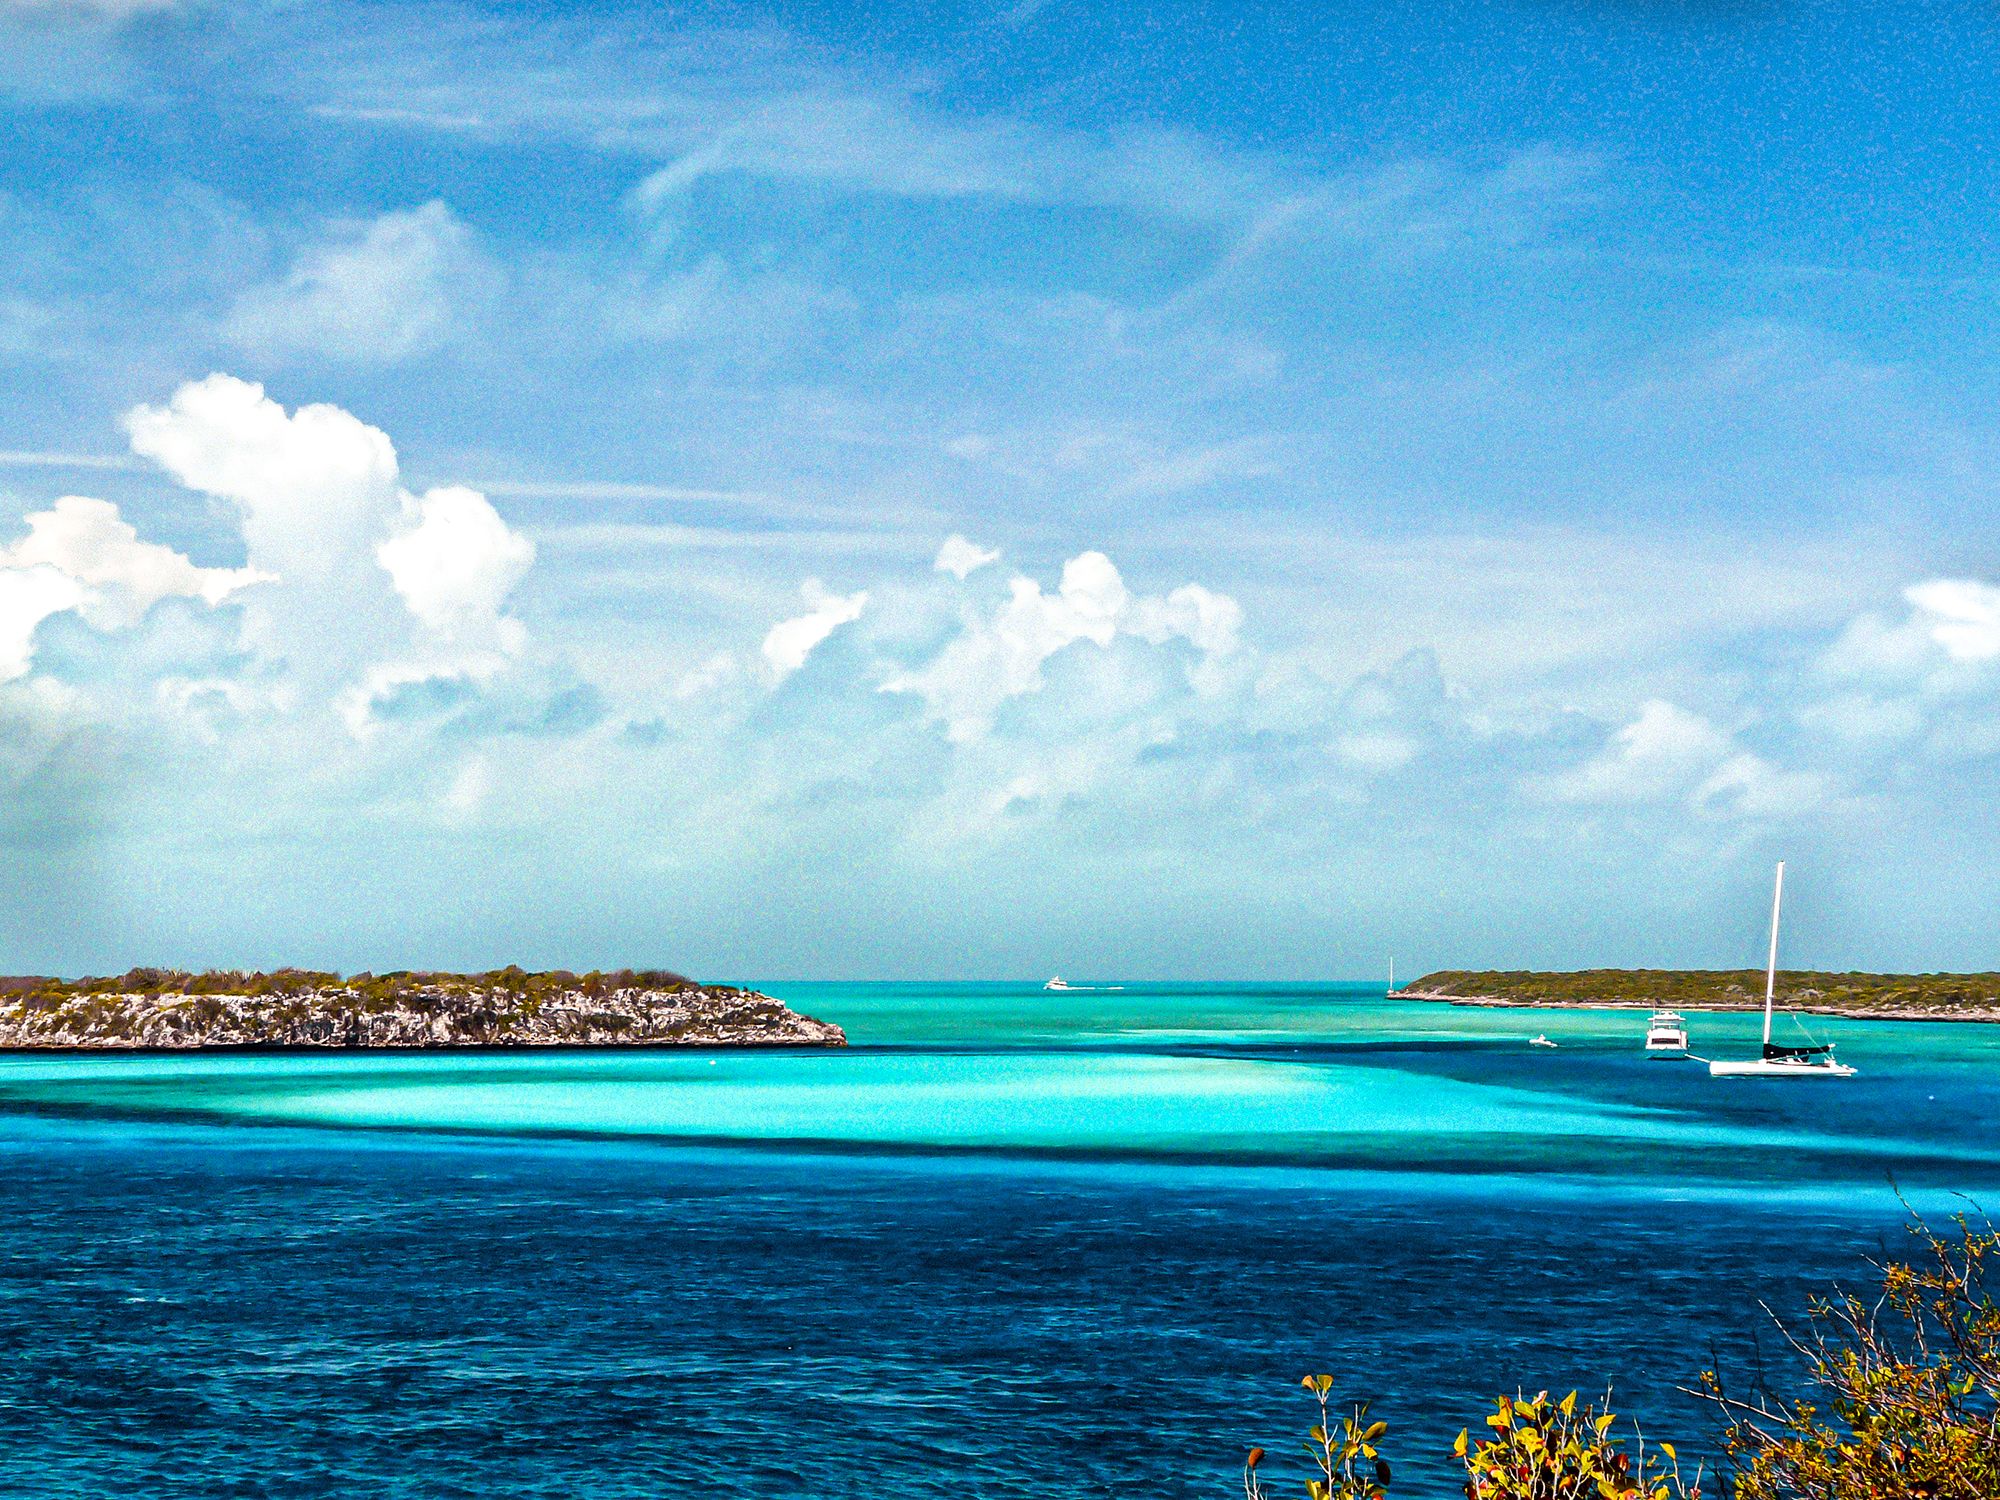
(4, 0, 2000, 979)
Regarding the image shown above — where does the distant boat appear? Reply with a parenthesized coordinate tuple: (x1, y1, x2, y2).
(1044, 977, 1075, 991)
(1644, 1010, 1689, 1055)
(1708, 862, 1856, 1080)
(1529, 1034, 1558, 1048)
(1043, 978, 1123, 992)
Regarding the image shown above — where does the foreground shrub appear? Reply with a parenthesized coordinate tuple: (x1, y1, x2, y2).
(1458, 1389, 1693, 1500)
(1240, 1382, 1690, 1500)
(1239, 1217, 1997, 1498)
(1706, 1217, 2000, 1499)
(1243, 1376, 1390, 1500)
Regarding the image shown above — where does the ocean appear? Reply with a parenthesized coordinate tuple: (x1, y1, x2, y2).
(0, 982, 1992, 1498)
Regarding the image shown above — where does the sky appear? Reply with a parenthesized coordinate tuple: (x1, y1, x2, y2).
(3, 0, 2000, 979)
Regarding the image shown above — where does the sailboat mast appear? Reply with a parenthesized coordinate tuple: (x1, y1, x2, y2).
(1388, 955, 1394, 996)
(1763, 861, 1785, 1048)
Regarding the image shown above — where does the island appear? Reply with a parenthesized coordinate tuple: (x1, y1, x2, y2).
(1398, 969, 2000, 1023)
(0, 967, 846, 1049)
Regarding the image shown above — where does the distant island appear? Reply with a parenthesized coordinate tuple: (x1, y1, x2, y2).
(1399, 969, 2000, 1023)
(0, 968, 845, 1049)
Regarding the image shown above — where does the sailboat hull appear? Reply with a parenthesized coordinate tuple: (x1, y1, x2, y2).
(1708, 1058, 1857, 1078)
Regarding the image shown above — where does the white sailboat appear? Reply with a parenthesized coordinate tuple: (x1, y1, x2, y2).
(1708, 862, 1856, 1079)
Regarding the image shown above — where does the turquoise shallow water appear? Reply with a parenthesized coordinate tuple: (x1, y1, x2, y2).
(5, 983, 1991, 1193)
(0, 982, 1993, 1497)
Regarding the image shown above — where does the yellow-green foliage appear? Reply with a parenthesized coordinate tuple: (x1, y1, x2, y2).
(1456, 1390, 1691, 1500)
(1244, 1377, 1389, 1500)
(1710, 1219, 2000, 1500)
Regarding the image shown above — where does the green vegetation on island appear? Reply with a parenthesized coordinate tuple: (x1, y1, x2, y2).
(1402, 969, 2000, 1022)
(1242, 1216, 2000, 1499)
(0, 966, 846, 1048)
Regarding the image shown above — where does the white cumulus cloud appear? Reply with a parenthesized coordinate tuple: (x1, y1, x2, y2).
(376, 485, 535, 645)
(1127, 582, 1243, 656)
(883, 549, 1240, 741)
(0, 495, 269, 682)
(225, 201, 482, 363)
(1904, 578, 2000, 664)
(2, 495, 271, 627)
(126, 373, 401, 571)
(123, 374, 535, 731)
(934, 534, 1000, 579)
(1690, 751, 1826, 819)
(0, 565, 88, 682)
(1545, 700, 1731, 804)
(1540, 699, 1824, 818)
(762, 580, 868, 678)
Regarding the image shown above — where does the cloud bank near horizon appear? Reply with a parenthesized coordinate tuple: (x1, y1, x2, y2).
(4, 372, 1997, 975)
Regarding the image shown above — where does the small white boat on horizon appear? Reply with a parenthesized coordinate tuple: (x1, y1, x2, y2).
(1529, 1034, 1557, 1048)
(1708, 862, 1856, 1080)
(1043, 977, 1124, 992)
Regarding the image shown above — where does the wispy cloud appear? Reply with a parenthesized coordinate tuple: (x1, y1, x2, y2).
(1104, 436, 1280, 500)
(5, 0, 179, 18)
(477, 480, 776, 506)
(0, 0, 178, 103)
(0, 450, 140, 471)
(268, 7, 1296, 228)
(226, 201, 489, 363)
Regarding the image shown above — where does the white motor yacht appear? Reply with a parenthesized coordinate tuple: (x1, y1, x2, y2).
(1644, 1010, 1689, 1055)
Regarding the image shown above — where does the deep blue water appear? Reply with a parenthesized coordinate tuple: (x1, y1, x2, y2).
(0, 983, 1990, 1498)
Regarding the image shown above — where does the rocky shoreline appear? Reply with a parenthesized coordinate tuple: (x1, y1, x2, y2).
(1393, 988, 2000, 1025)
(0, 970, 846, 1049)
